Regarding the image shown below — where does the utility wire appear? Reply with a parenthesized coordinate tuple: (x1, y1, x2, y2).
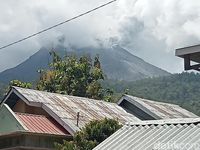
(0, 0, 117, 50)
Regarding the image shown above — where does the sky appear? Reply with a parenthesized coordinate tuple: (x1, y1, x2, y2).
(0, 0, 200, 73)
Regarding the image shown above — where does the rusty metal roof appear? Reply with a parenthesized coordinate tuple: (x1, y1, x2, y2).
(15, 112, 69, 135)
(118, 95, 198, 119)
(4, 87, 140, 135)
(94, 118, 200, 150)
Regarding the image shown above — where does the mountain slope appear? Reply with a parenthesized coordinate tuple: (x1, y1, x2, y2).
(103, 72, 200, 115)
(0, 47, 50, 83)
(0, 44, 170, 84)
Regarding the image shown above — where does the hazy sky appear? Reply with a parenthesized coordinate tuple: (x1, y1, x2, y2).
(1, 0, 200, 73)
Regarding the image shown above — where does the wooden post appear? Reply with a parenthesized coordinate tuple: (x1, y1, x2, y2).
(77, 112, 80, 127)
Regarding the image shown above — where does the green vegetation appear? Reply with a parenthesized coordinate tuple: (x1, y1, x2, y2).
(0, 51, 114, 102)
(37, 51, 113, 101)
(0, 80, 32, 101)
(1, 51, 200, 115)
(55, 118, 122, 150)
(1, 61, 200, 116)
(9, 80, 32, 89)
(103, 72, 200, 115)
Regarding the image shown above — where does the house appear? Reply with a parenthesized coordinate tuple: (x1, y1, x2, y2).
(118, 95, 198, 120)
(92, 45, 200, 149)
(0, 86, 198, 149)
(93, 118, 200, 150)
(0, 104, 71, 150)
(0, 86, 139, 150)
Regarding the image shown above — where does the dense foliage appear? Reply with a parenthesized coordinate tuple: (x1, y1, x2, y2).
(55, 118, 122, 150)
(36, 51, 113, 100)
(103, 72, 200, 115)
(9, 80, 32, 89)
(1, 51, 113, 102)
(2, 66, 200, 115)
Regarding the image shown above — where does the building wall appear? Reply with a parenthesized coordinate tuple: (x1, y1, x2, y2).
(119, 100, 155, 120)
(0, 104, 25, 134)
(0, 133, 72, 150)
(13, 100, 49, 117)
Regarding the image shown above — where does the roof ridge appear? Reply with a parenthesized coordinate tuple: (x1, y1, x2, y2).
(125, 94, 179, 106)
(125, 118, 200, 126)
(15, 112, 47, 118)
(12, 86, 115, 104)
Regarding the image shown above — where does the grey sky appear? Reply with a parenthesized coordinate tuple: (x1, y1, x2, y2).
(0, 0, 200, 73)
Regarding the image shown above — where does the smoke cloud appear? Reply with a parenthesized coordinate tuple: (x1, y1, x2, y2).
(0, 0, 200, 73)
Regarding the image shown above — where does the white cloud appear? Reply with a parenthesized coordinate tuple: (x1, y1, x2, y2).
(0, 0, 200, 73)
(116, 0, 200, 72)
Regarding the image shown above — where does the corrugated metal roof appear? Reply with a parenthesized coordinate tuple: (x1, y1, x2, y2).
(127, 118, 200, 125)
(118, 95, 198, 119)
(15, 112, 69, 135)
(7, 87, 140, 135)
(94, 118, 200, 150)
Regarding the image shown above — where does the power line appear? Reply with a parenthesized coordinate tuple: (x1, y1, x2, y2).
(0, 0, 117, 50)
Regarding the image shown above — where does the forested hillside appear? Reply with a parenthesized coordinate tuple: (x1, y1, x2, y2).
(103, 72, 200, 115)
(1, 65, 200, 116)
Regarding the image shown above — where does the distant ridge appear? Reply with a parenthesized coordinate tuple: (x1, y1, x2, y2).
(0, 44, 170, 84)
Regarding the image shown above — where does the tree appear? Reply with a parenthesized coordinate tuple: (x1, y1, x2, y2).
(55, 118, 122, 150)
(37, 51, 111, 100)
(9, 80, 32, 88)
